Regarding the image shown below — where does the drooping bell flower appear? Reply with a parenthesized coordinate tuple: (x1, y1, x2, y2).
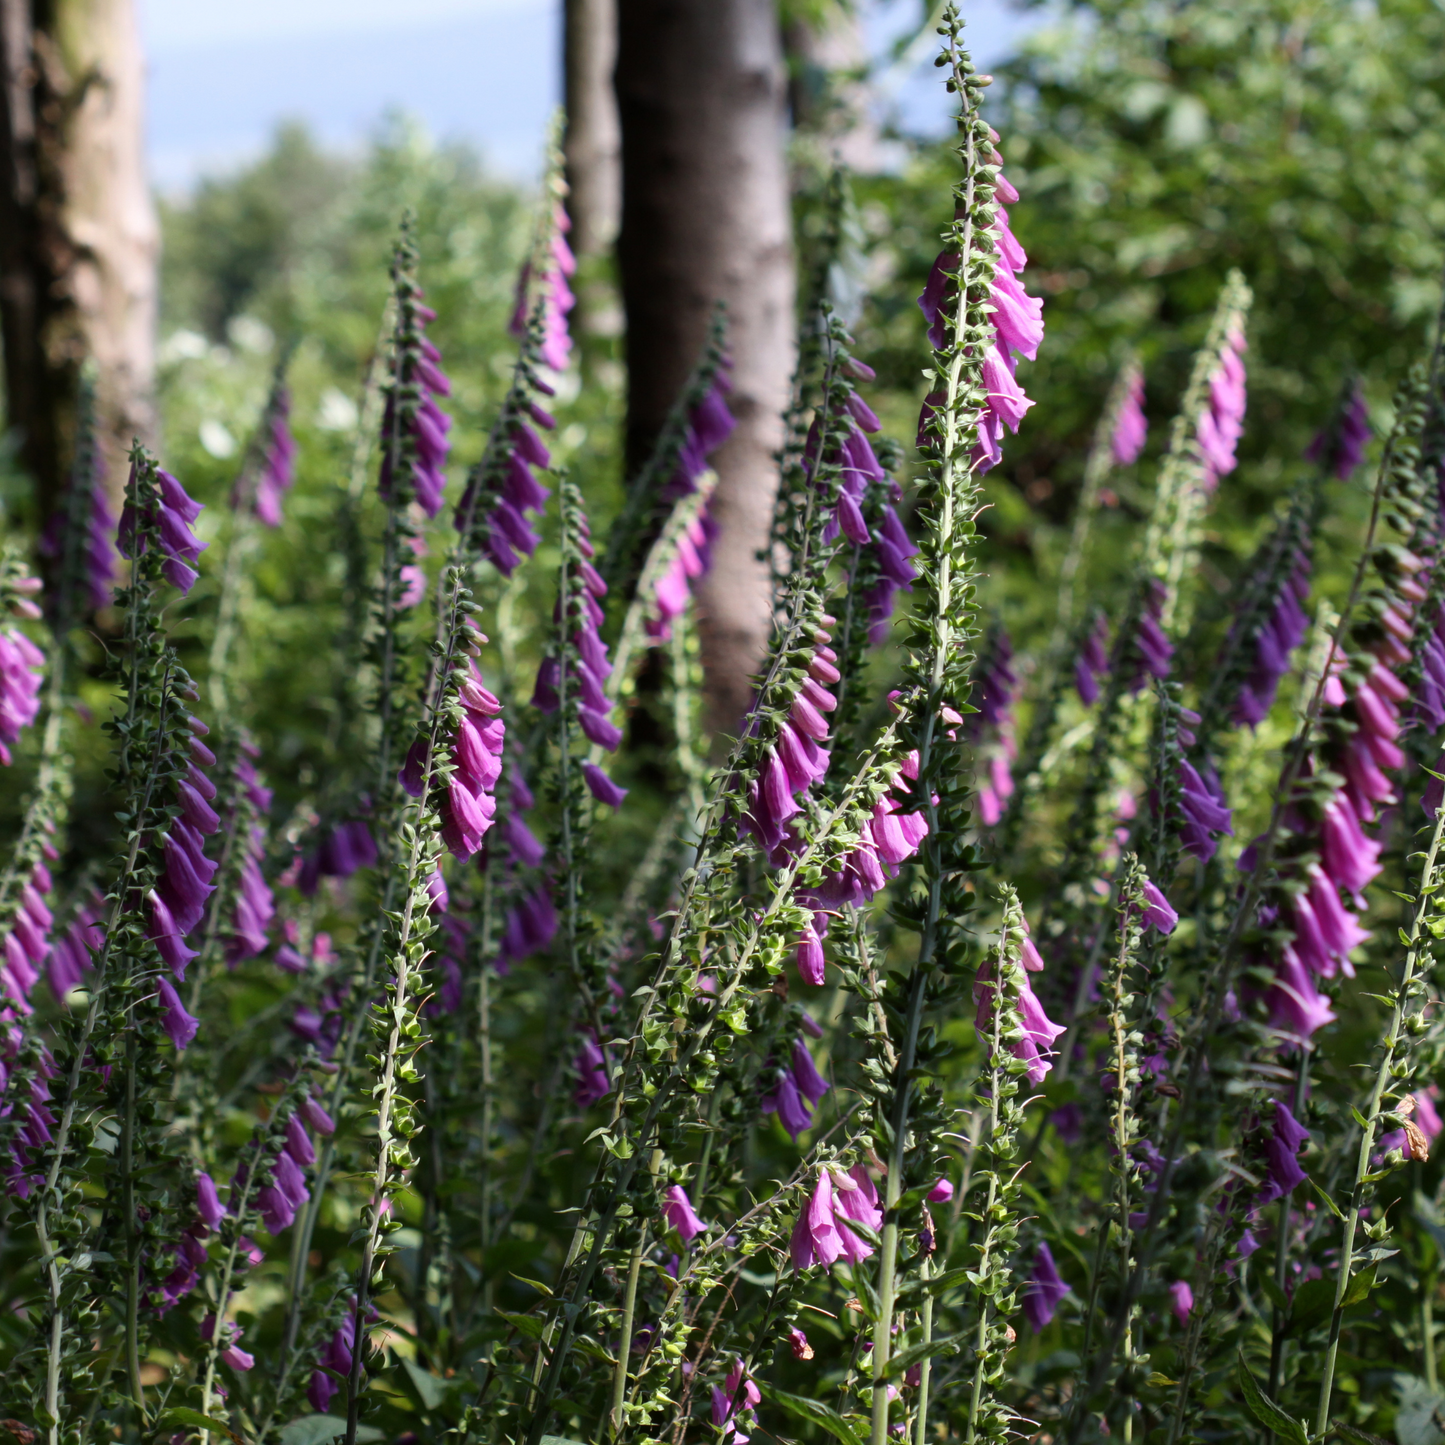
(1195, 328, 1248, 491)
(1139, 878, 1178, 934)
(582, 761, 627, 808)
(973, 924, 1065, 1086)
(1178, 759, 1233, 863)
(1168, 1280, 1194, 1324)
(1265, 942, 1337, 1040)
(157, 977, 200, 1051)
(1257, 1100, 1310, 1205)
(762, 1069, 814, 1141)
(498, 888, 557, 970)
(379, 291, 452, 519)
(1112, 369, 1148, 466)
(659, 359, 736, 504)
(574, 1033, 610, 1107)
(119, 463, 208, 594)
(439, 651, 506, 860)
(663, 1184, 706, 1243)
(39, 441, 118, 613)
(1075, 612, 1110, 707)
(1377, 1088, 1444, 1162)
(1020, 1243, 1068, 1331)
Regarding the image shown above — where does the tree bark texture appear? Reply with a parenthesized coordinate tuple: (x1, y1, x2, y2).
(785, 1, 881, 174)
(616, 0, 796, 736)
(0, 0, 158, 514)
(563, 0, 620, 263)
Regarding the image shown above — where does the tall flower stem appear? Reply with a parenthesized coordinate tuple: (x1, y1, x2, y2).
(120, 1029, 145, 1422)
(1313, 794, 1445, 1434)
(1267, 1048, 1312, 1402)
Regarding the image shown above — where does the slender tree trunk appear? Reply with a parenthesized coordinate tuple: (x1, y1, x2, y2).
(563, 0, 620, 263)
(785, 1, 881, 174)
(616, 0, 795, 736)
(0, 0, 157, 514)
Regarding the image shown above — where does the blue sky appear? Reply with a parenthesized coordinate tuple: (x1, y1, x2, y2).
(140, 0, 1040, 191)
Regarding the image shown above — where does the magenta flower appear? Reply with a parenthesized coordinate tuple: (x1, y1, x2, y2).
(710, 1359, 760, 1445)
(973, 951, 1066, 1086)
(1265, 942, 1337, 1040)
(927, 1178, 954, 1203)
(243, 386, 298, 526)
(0, 625, 44, 766)
(119, 464, 207, 594)
(663, 1184, 706, 1243)
(499, 888, 557, 969)
(1258, 1101, 1310, 1204)
(510, 203, 577, 373)
(157, 977, 199, 1051)
(1112, 370, 1148, 466)
(1233, 554, 1311, 728)
(790, 1171, 845, 1270)
(39, 452, 118, 612)
(197, 1172, 225, 1229)
(1169, 1280, 1194, 1324)
(1075, 612, 1110, 706)
(1305, 382, 1370, 479)
(379, 293, 452, 519)
(0, 863, 56, 1013)
(308, 1370, 338, 1413)
(1139, 878, 1178, 934)
(1178, 759, 1233, 863)
(969, 634, 1018, 827)
(574, 1034, 610, 1107)
(582, 762, 627, 807)
(1021, 1243, 1068, 1330)
(762, 1070, 814, 1141)
(1129, 579, 1173, 691)
(1196, 328, 1248, 490)
(44, 890, 103, 998)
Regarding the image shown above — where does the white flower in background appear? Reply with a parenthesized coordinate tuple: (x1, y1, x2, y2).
(199, 420, 237, 459)
(316, 387, 359, 433)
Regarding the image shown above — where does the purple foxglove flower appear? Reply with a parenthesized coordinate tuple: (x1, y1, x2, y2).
(832, 1164, 882, 1244)
(1196, 331, 1248, 490)
(45, 894, 103, 998)
(788, 1327, 812, 1360)
(197, 1172, 225, 1230)
(1075, 613, 1110, 706)
(1266, 942, 1337, 1040)
(1139, 879, 1177, 934)
(1112, 370, 1148, 466)
(242, 387, 297, 526)
(1178, 759, 1233, 863)
(980, 343, 1035, 433)
(990, 266, 1044, 362)
(1305, 382, 1370, 479)
(579, 706, 622, 751)
(711, 1359, 761, 1444)
(1259, 1101, 1310, 1204)
(309, 1370, 338, 1414)
(157, 977, 199, 1050)
(789, 1171, 845, 1271)
(379, 294, 452, 519)
(762, 1070, 814, 1141)
(573, 1034, 611, 1107)
(796, 915, 826, 986)
(663, 1184, 706, 1242)
(0, 626, 45, 765)
(1320, 793, 1382, 899)
(222, 1343, 255, 1371)
(1021, 1243, 1068, 1331)
(1169, 1280, 1193, 1323)
(1129, 580, 1174, 691)
(499, 889, 557, 966)
(582, 762, 627, 807)
(928, 1178, 954, 1203)
(301, 1095, 336, 1136)
(258, 1184, 295, 1234)
(273, 1149, 310, 1210)
(285, 1114, 315, 1167)
(790, 1038, 830, 1104)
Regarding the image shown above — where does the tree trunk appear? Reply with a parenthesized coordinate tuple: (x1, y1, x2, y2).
(0, 0, 158, 515)
(616, 0, 795, 737)
(563, 0, 620, 263)
(785, 1, 882, 174)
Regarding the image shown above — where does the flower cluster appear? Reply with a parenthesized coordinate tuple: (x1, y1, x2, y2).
(1305, 382, 1371, 479)
(244, 385, 298, 527)
(298, 819, 377, 894)
(711, 1359, 760, 1445)
(761, 1035, 831, 1140)
(1075, 611, 1111, 706)
(741, 626, 837, 867)
(404, 640, 506, 860)
(1196, 327, 1248, 490)
(45, 891, 104, 999)
(0, 863, 55, 1012)
(1112, 369, 1148, 466)
(790, 1165, 882, 1270)
(228, 741, 276, 963)
(466, 397, 556, 577)
(1, 1027, 54, 1198)
(972, 910, 1065, 1084)
(119, 463, 208, 594)
(917, 131, 1043, 472)
(1128, 578, 1174, 691)
(1233, 551, 1312, 727)
(309, 1298, 369, 1413)
(146, 711, 220, 1019)
(969, 632, 1019, 826)
(379, 287, 453, 519)
(0, 580, 45, 764)
(510, 203, 577, 374)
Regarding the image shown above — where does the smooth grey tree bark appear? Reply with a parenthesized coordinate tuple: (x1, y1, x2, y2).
(563, 0, 621, 263)
(616, 0, 796, 736)
(0, 0, 157, 513)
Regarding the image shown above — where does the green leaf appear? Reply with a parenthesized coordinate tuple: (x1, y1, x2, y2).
(401, 1357, 448, 1410)
(1340, 1262, 1375, 1308)
(155, 1407, 243, 1443)
(1332, 1422, 1393, 1445)
(1286, 1277, 1337, 1337)
(1310, 1177, 1345, 1221)
(275, 1418, 382, 1445)
(539, 1437, 589, 1445)
(1255, 1271, 1288, 1313)
(882, 1332, 965, 1378)
(1146, 1372, 1178, 1388)
(1395, 1373, 1445, 1445)
(757, 1381, 866, 1445)
(1236, 1352, 1308, 1445)
(497, 1310, 547, 1340)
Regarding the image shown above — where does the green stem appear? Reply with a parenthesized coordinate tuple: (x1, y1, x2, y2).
(913, 1254, 935, 1445)
(1313, 798, 1445, 1435)
(1267, 1049, 1312, 1406)
(121, 1029, 145, 1423)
